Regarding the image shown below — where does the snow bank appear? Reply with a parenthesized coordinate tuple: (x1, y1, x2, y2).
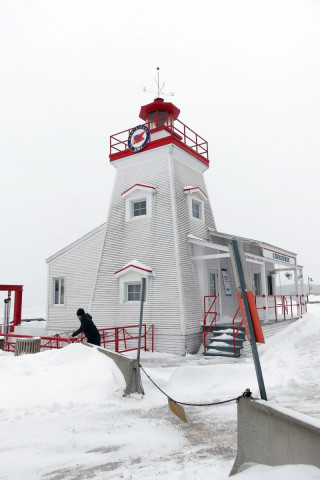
(0, 344, 125, 410)
(141, 312, 320, 406)
(233, 463, 320, 479)
(146, 363, 255, 404)
(260, 313, 320, 390)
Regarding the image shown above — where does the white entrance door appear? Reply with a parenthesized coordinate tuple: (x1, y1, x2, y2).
(206, 269, 219, 317)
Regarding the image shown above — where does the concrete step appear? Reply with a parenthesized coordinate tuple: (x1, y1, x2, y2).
(204, 325, 246, 335)
(203, 350, 240, 358)
(203, 325, 246, 359)
(210, 337, 244, 346)
(207, 344, 242, 354)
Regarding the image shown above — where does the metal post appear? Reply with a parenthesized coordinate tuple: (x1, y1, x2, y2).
(13, 287, 23, 331)
(229, 240, 267, 401)
(307, 277, 313, 303)
(115, 328, 119, 353)
(137, 278, 146, 365)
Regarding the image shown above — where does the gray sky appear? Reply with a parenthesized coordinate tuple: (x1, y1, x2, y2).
(1, 0, 319, 316)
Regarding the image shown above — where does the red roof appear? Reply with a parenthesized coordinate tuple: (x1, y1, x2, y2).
(139, 98, 180, 121)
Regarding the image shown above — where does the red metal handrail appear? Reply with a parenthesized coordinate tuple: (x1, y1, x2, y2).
(0, 324, 155, 354)
(232, 306, 243, 355)
(254, 294, 307, 321)
(110, 113, 209, 163)
(231, 294, 307, 355)
(203, 296, 218, 353)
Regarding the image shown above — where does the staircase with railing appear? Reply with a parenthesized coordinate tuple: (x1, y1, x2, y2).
(203, 294, 307, 358)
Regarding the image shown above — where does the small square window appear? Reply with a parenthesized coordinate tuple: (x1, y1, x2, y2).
(192, 199, 201, 219)
(253, 273, 261, 295)
(127, 283, 141, 301)
(132, 200, 147, 217)
(53, 278, 65, 305)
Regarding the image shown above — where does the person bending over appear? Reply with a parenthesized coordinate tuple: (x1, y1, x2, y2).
(71, 308, 101, 346)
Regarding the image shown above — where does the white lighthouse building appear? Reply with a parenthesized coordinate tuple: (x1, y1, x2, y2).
(46, 97, 306, 355)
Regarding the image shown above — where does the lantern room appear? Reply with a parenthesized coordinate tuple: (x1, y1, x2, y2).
(109, 98, 209, 167)
(139, 97, 180, 130)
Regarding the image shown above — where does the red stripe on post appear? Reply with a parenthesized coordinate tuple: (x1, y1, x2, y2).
(246, 291, 265, 344)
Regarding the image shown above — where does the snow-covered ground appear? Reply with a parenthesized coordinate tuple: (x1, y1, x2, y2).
(0, 306, 320, 479)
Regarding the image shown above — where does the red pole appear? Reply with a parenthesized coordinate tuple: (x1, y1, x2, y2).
(12, 287, 23, 332)
(203, 296, 206, 353)
(152, 325, 154, 352)
(115, 328, 119, 353)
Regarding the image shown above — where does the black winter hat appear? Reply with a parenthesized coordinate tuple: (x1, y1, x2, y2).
(77, 308, 85, 316)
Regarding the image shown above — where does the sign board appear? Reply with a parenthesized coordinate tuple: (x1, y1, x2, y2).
(221, 269, 232, 296)
(128, 125, 150, 152)
(168, 398, 187, 422)
(245, 253, 264, 265)
(263, 248, 296, 266)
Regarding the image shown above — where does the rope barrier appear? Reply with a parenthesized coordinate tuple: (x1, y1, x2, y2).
(139, 364, 252, 406)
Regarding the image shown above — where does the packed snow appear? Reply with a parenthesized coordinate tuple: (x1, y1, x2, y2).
(0, 305, 319, 479)
(232, 463, 320, 479)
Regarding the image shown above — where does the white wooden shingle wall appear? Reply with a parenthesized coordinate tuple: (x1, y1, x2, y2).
(90, 148, 185, 353)
(90, 146, 217, 354)
(46, 227, 106, 333)
(172, 156, 217, 351)
(46, 144, 218, 354)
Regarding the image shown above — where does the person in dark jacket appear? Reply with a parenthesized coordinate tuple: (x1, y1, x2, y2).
(71, 308, 101, 346)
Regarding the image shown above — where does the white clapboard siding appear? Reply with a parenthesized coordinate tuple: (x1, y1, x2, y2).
(45, 142, 218, 354)
(90, 149, 182, 344)
(90, 145, 217, 354)
(172, 156, 216, 338)
(46, 224, 106, 333)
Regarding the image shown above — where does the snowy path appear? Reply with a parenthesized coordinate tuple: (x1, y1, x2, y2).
(0, 306, 319, 479)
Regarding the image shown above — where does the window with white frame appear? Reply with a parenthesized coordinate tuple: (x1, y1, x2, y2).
(184, 187, 206, 222)
(122, 185, 156, 222)
(126, 282, 141, 302)
(115, 262, 153, 304)
(132, 199, 147, 217)
(52, 277, 65, 305)
(192, 199, 202, 219)
(253, 273, 261, 295)
(189, 195, 204, 221)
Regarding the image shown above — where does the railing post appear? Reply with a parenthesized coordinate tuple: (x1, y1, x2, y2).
(115, 328, 119, 353)
(152, 325, 154, 352)
(274, 296, 278, 322)
(203, 296, 206, 353)
(137, 278, 146, 365)
(144, 324, 147, 351)
(12, 287, 23, 331)
(232, 306, 241, 355)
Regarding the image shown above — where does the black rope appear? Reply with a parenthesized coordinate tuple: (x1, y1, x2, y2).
(139, 364, 252, 406)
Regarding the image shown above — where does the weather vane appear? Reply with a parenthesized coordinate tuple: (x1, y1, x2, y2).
(143, 67, 174, 98)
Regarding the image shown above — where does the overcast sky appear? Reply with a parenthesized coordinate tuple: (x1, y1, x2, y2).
(1, 0, 319, 316)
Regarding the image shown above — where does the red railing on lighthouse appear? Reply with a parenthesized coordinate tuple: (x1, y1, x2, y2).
(110, 113, 209, 166)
